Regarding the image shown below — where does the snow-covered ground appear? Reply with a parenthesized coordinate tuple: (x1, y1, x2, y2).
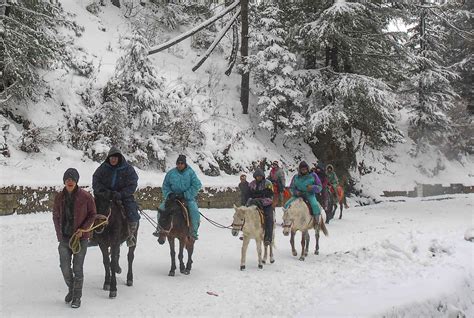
(1, 195, 472, 317)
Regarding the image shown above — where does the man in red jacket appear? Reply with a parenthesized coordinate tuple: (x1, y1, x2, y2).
(53, 168, 96, 309)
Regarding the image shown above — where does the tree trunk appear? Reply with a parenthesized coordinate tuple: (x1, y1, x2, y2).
(240, 0, 249, 114)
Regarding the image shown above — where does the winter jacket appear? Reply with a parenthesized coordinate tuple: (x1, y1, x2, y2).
(247, 179, 274, 207)
(289, 171, 322, 197)
(238, 180, 250, 206)
(53, 187, 96, 241)
(162, 165, 202, 201)
(92, 148, 138, 200)
(315, 170, 329, 190)
(268, 167, 286, 193)
(327, 171, 338, 189)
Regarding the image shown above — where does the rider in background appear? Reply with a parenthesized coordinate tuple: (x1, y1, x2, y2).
(246, 168, 274, 246)
(326, 164, 339, 203)
(92, 147, 139, 247)
(267, 160, 286, 207)
(154, 155, 202, 240)
(285, 161, 323, 223)
(313, 163, 329, 211)
(238, 174, 250, 207)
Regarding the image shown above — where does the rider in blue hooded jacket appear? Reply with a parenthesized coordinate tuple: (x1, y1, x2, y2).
(92, 147, 140, 247)
(153, 155, 202, 240)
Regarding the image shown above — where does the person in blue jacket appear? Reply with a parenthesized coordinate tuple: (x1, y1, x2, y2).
(284, 161, 323, 222)
(153, 155, 202, 240)
(92, 147, 140, 247)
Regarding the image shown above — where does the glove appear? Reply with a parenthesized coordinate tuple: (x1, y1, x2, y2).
(112, 191, 121, 201)
(168, 193, 177, 200)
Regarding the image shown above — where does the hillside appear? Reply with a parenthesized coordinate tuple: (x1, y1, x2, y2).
(1, 0, 473, 196)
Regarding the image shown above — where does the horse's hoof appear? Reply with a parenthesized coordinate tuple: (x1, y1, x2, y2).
(339, 216, 342, 219)
(240, 265, 245, 271)
(168, 271, 175, 277)
(180, 269, 186, 274)
(292, 251, 297, 257)
(184, 269, 190, 275)
(103, 283, 110, 291)
(262, 260, 266, 264)
(258, 264, 263, 269)
(325, 220, 330, 224)
(126, 280, 133, 287)
(109, 291, 117, 298)
(315, 250, 319, 255)
(299, 257, 305, 261)
(270, 259, 275, 264)
(115, 266, 122, 274)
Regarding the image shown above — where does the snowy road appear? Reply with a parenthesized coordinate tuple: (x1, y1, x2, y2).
(1, 195, 473, 317)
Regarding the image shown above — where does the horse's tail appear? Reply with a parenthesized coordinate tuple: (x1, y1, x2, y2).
(320, 218, 329, 236)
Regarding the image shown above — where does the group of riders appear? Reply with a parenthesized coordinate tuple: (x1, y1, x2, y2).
(52, 147, 346, 308)
(238, 160, 348, 246)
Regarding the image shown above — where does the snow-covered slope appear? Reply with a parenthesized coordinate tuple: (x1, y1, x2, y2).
(0, 1, 472, 196)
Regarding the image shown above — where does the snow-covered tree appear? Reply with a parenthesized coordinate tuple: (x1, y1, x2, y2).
(302, 0, 405, 167)
(1, 0, 81, 102)
(404, 2, 460, 152)
(248, 5, 305, 142)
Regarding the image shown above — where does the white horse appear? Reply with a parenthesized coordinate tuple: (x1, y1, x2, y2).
(231, 205, 275, 270)
(282, 198, 329, 261)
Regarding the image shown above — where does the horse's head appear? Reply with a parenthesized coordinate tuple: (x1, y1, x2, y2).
(231, 205, 247, 237)
(282, 207, 293, 236)
(157, 201, 178, 245)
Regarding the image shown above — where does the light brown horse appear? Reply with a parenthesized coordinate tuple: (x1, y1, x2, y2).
(231, 205, 275, 270)
(282, 198, 329, 260)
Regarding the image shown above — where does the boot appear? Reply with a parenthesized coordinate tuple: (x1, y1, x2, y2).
(127, 222, 138, 247)
(64, 279, 73, 303)
(71, 278, 83, 309)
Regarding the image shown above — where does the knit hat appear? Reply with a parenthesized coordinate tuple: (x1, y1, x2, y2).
(253, 168, 265, 179)
(176, 154, 187, 165)
(63, 168, 79, 184)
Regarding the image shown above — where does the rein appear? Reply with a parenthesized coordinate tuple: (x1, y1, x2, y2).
(231, 217, 245, 231)
(69, 210, 111, 254)
(200, 211, 233, 229)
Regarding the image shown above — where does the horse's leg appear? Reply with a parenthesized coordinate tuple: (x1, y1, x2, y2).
(263, 245, 267, 264)
(299, 232, 306, 261)
(270, 230, 275, 264)
(168, 237, 176, 277)
(126, 245, 135, 286)
(178, 239, 185, 274)
(315, 226, 320, 255)
(256, 238, 263, 269)
(240, 236, 250, 271)
(109, 244, 120, 298)
(290, 231, 297, 256)
(339, 202, 343, 219)
(99, 244, 111, 291)
(304, 231, 310, 257)
(184, 240, 194, 275)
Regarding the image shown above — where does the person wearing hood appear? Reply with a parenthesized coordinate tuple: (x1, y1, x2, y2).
(313, 163, 329, 210)
(326, 164, 339, 203)
(92, 147, 140, 247)
(246, 168, 274, 246)
(284, 161, 323, 222)
(153, 155, 202, 240)
(267, 160, 286, 207)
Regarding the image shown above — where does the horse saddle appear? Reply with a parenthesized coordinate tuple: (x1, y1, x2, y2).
(256, 208, 265, 227)
(175, 199, 191, 228)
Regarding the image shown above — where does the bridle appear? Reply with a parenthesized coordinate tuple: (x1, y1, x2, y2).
(159, 213, 174, 236)
(282, 219, 293, 230)
(231, 217, 245, 231)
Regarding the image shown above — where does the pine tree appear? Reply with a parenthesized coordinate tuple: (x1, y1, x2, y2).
(1, 0, 79, 102)
(404, 1, 460, 151)
(302, 0, 405, 168)
(248, 4, 304, 142)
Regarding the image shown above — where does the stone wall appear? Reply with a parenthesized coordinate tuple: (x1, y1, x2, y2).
(0, 186, 241, 216)
(382, 184, 474, 198)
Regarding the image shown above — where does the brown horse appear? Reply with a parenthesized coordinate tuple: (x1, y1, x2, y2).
(157, 198, 195, 276)
(93, 192, 138, 298)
